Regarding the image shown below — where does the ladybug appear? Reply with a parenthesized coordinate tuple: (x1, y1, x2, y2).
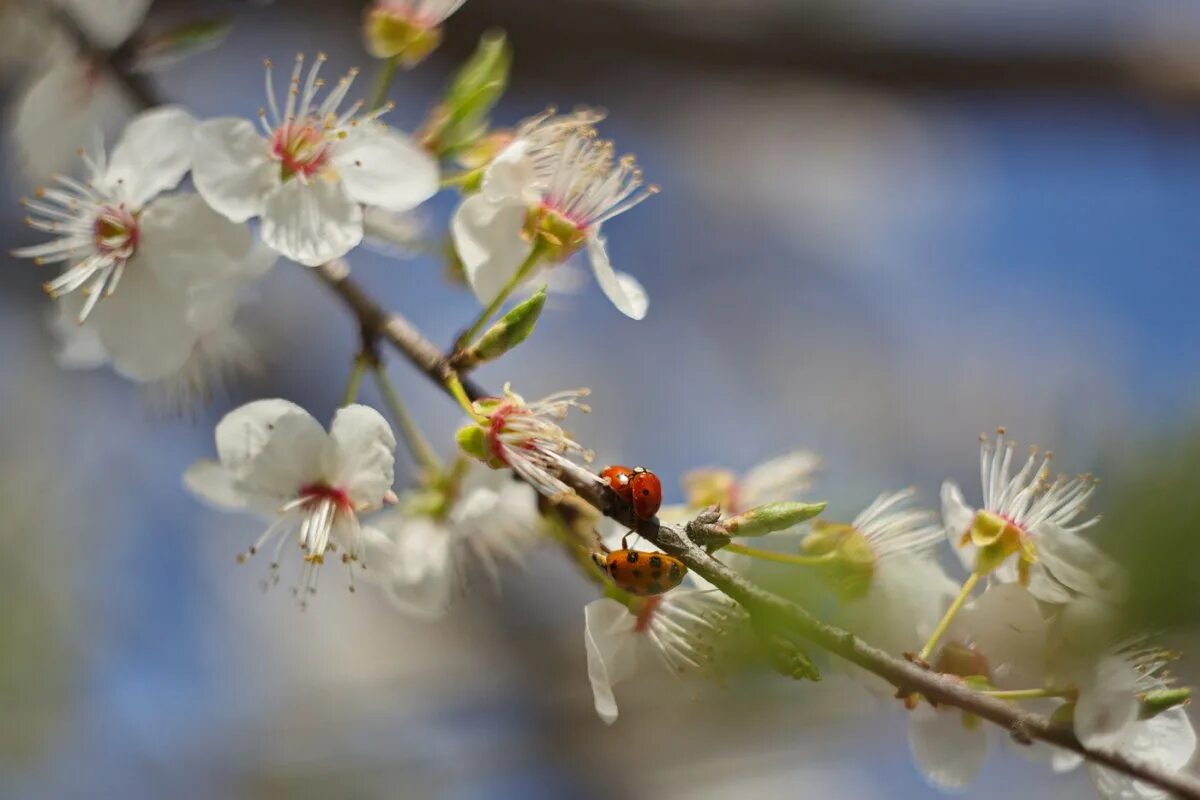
(593, 536, 687, 596)
(601, 465, 663, 519)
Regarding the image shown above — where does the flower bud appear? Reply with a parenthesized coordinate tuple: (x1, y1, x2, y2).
(1141, 687, 1192, 720)
(421, 30, 512, 158)
(130, 16, 234, 73)
(364, 2, 444, 65)
(456, 286, 546, 368)
(722, 501, 826, 537)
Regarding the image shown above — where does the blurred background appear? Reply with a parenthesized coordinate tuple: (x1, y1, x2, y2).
(2, 0, 1200, 797)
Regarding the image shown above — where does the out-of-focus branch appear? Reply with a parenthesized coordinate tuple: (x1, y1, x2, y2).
(60, 8, 1200, 797)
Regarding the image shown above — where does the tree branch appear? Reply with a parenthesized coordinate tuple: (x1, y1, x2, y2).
(315, 260, 1200, 799)
(50, 7, 1200, 795)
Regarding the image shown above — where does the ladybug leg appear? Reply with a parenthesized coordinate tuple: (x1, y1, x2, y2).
(621, 533, 630, 551)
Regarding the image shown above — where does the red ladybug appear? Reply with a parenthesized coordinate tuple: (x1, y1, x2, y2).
(601, 465, 662, 519)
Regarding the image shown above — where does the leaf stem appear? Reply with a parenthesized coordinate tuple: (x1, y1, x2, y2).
(373, 367, 441, 474)
(917, 571, 981, 663)
(446, 373, 483, 419)
(340, 356, 368, 407)
(366, 55, 399, 112)
(455, 244, 545, 351)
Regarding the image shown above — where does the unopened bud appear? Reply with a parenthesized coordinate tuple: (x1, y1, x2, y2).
(1140, 687, 1192, 719)
(421, 30, 512, 158)
(456, 287, 546, 367)
(722, 501, 826, 537)
(364, 3, 443, 65)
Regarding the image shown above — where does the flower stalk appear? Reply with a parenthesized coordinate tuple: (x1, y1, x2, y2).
(917, 571, 981, 663)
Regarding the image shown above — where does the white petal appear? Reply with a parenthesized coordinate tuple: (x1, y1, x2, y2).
(137, 192, 255, 290)
(953, 583, 1047, 688)
(370, 517, 456, 619)
(57, 0, 150, 49)
(333, 126, 438, 212)
(739, 451, 821, 507)
(583, 598, 639, 725)
(86, 261, 198, 382)
(214, 399, 325, 496)
(260, 177, 363, 266)
(941, 481, 977, 572)
(1025, 564, 1075, 605)
(192, 118, 278, 223)
(588, 235, 647, 320)
(1035, 522, 1124, 600)
(182, 459, 248, 510)
(322, 404, 397, 508)
(48, 301, 108, 369)
(481, 139, 539, 203)
(105, 106, 197, 207)
(1075, 656, 1142, 748)
(1089, 709, 1197, 800)
(908, 705, 989, 791)
(450, 195, 533, 305)
(10, 58, 128, 181)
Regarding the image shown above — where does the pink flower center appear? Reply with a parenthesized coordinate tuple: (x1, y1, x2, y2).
(298, 482, 353, 512)
(93, 205, 139, 260)
(271, 121, 331, 181)
(486, 401, 516, 464)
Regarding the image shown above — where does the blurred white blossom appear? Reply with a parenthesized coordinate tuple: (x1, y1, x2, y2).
(452, 109, 655, 319)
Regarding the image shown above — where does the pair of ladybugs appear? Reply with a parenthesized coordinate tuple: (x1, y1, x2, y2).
(593, 465, 688, 596)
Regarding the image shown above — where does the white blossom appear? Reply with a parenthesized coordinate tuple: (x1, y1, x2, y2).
(941, 429, 1121, 604)
(366, 468, 541, 618)
(13, 107, 267, 382)
(677, 450, 820, 516)
(7, 0, 151, 179)
(462, 384, 600, 497)
(184, 400, 397, 600)
(821, 490, 958, 674)
(192, 53, 438, 266)
(1088, 707, 1197, 800)
(908, 583, 1047, 791)
(451, 109, 656, 319)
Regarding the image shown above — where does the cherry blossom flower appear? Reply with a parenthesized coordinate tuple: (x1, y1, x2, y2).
(584, 585, 740, 725)
(363, 0, 466, 64)
(1088, 707, 1196, 800)
(678, 450, 821, 516)
(808, 490, 957, 676)
(457, 383, 599, 497)
(451, 109, 657, 320)
(7, 0, 151, 179)
(941, 429, 1121, 604)
(908, 583, 1048, 791)
(581, 522, 745, 724)
(192, 53, 438, 266)
(365, 467, 542, 619)
(13, 107, 268, 382)
(183, 400, 397, 599)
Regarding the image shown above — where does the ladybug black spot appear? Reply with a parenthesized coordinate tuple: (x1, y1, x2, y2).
(649, 556, 662, 569)
(626, 552, 639, 564)
(631, 569, 641, 579)
(648, 582, 663, 594)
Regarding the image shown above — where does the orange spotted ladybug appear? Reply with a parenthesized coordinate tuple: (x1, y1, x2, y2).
(593, 536, 687, 596)
(601, 465, 662, 519)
